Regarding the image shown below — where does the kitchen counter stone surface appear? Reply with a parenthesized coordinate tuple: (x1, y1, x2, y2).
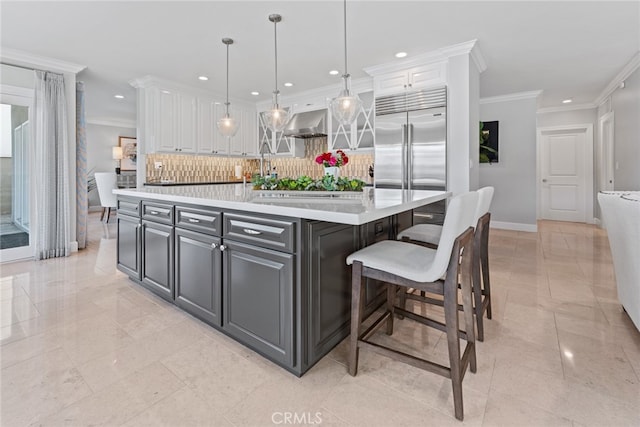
(114, 184, 450, 225)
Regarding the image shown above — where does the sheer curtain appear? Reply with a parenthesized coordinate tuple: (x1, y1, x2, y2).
(33, 70, 71, 259)
(76, 81, 87, 249)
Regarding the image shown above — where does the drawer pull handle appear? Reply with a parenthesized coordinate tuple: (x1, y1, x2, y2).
(211, 243, 217, 249)
(149, 210, 160, 215)
(219, 245, 227, 251)
(243, 228, 262, 235)
(187, 218, 200, 223)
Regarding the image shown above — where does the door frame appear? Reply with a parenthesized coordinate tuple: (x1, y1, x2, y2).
(598, 112, 615, 192)
(536, 123, 594, 223)
(0, 84, 36, 262)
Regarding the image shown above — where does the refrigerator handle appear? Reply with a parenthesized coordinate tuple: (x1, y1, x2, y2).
(407, 123, 413, 191)
(402, 124, 407, 191)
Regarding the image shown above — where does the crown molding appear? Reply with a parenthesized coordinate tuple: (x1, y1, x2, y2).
(537, 103, 597, 114)
(480, 90, 542, 105)
(86, 117, 137, 129)
(129, 75, 254, 108)
(593, 51, 640, 107)
(469, 42, 487, 73)
(1, 47, 86, 74)
(364, 39, 481, 76)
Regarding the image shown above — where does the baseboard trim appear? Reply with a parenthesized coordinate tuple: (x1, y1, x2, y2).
(491, 221, 538, 232)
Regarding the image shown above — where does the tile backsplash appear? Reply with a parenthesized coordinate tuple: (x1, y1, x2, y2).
(146, 138, 374, 183)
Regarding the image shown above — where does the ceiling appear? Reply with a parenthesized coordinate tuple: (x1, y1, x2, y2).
(1, 1, 638, 124)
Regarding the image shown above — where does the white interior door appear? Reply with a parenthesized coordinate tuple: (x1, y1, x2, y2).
(540, 128, 589, 222)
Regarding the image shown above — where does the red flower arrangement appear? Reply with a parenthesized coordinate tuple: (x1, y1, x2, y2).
(315, 150, 349, 168)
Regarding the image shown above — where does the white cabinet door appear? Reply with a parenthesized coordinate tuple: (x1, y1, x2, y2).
(157, 89, 177, 152)
(197, 98, 215, 154)
(243, 108, 258, 157)
(327, 92, 374, 152)
(227, 105, 244, 156)
(373, 72, 408, 96)
(213, 103, 230, 155)
(178, 92, 197, 153)
(408, 63, 446, 91)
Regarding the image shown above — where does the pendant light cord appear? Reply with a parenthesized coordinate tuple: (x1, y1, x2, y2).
(225, 42, 230, 116)
(273, 19, 279, 103)
(343, 0, 348, 78)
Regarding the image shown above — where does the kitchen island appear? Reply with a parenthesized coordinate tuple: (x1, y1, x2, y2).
(113, 184, 449, 375)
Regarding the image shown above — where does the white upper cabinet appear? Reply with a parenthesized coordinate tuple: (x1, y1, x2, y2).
(136, 78, 258, 157)
(327, 91, 375, 152)
(197, 98, 215, 154)
(177, 92, 197, 153)
(374, 62, 447, 96)
(156, 88, 177, 152)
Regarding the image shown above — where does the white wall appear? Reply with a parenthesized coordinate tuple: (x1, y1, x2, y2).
(609, 66, 640, 190)
(537, 108, 597, 129)
(86, 122, 136, 207)
(480, 96, 538, 229)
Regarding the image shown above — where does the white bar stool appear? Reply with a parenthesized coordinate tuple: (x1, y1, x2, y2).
(346, 191, 479, 421)
(398, 187, 494, 341)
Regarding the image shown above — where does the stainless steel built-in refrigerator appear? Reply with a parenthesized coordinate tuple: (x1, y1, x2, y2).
(374, 86, 447, 224)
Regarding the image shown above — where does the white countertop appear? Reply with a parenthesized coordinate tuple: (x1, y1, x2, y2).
(114, 184, 450, 225)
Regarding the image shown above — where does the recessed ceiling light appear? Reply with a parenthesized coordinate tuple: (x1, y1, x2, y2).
(284, 82, 293, 87)
(198, 76, 209, 81)
(114, 95, 124, 99)
(395, 52, 408, 58)
(250, 91, 260, 96)
(161, 90, 171, 94)
(562, 99, 573, 104)
(329, 70, 340, 76)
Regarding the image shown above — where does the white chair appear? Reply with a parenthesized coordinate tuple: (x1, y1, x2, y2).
(398, 187, 495, 341)
(95, 172, 117, 223)
(346, 191, 479, 421)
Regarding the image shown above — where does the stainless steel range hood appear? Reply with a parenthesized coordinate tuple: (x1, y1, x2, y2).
(282, 109, 327, 138)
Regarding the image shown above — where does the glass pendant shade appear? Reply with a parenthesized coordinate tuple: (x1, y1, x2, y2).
(330, 80, 362, 126)
(217, 112, 239, 137)
(265, 92, 289, 132)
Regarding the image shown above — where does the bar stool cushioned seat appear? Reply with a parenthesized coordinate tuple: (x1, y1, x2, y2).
(346, 191, 479, 421)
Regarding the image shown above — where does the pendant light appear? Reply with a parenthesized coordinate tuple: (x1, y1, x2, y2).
(217, 37, 239, 137)
(330, 0, 362, 126)
(264, 14, 290, 132)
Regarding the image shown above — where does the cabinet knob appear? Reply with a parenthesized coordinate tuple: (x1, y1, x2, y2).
(219, 245, 227, 251)
(211, 243, 217, 249)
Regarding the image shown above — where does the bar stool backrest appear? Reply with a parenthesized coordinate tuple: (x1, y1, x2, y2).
(427, 192, 479, 282)
(473, 187, 494, 225)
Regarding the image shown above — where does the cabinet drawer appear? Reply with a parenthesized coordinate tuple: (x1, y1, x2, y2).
(175, 206, 221, 236)
(223, 213, 295, 253)
(117, 198, 140, 217)
(142, 201, 173, 225)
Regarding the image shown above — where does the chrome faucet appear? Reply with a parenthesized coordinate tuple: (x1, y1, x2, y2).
(259, 141, 272, 177)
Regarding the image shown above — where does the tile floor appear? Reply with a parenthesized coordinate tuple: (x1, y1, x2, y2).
(1, 215, 639, 426)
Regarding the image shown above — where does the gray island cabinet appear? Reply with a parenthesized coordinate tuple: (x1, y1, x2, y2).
(114, 185, 449, 375)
